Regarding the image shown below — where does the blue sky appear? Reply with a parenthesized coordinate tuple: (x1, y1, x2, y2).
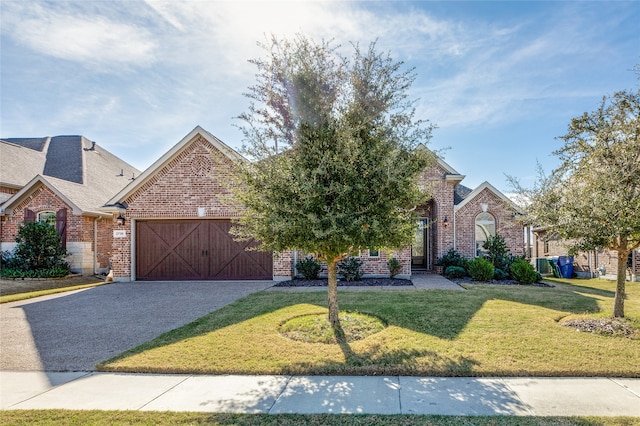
(1, 1, 638, 194)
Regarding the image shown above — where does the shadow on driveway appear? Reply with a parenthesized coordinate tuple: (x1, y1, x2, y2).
(0, 281, 273, 371)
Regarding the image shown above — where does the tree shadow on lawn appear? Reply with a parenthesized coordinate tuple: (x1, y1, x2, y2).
(99, 282, 613, 374)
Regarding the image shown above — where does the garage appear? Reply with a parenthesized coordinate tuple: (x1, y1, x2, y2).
(136, 219, 273, 280)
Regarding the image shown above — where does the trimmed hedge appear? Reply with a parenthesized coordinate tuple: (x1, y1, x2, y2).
(467, 257, 494, 282)
(510, 258, 538, 285)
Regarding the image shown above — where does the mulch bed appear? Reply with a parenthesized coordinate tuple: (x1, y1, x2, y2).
(274, 278, 413, 287)
(560, 317, 639, 339)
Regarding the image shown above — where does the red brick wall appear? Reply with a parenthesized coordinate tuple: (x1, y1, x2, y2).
(292, 248, 412, 278)
(0, 183, 112, 274)
(417, 164, 456, 264)
(96, 217, 113, 270)
(112, 135, 272, 280)
(274, 250, 294, 279)
(454, 188, 524, 260)
(124, 136, 242, 219)
(2, 184, 73, 242)
(109, 135, 526, 280)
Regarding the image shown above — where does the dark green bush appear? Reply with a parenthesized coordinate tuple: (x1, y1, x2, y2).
(510, 258, 538, 285)
(338, 256, 364, 281)
(444, 265, 466, 279)
(482, 235, 516, 272)
(296, 256, 322, 279)
(493, 268, 508, 281)
(387, 257, 401, 278)
(437, 248, 468, 269)
(467, 257, 494, 282)
(0, 222, 70, 279)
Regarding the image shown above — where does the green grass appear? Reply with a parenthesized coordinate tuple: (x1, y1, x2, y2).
(0, 281, 107, 304)
(279, 311, 386, 343)
(99, 278, 640, 377)
(1, 411, 638, 426)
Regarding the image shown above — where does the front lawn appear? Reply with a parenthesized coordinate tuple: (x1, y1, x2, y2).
(2, 411, 638, 426)
(99, 278, 640, 377)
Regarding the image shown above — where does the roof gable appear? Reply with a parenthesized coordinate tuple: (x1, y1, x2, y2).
(0, 176, 81, 215)
(104, 126, 244, 208)
(454, 181, 522, 213)
(416, 143, 465, 183)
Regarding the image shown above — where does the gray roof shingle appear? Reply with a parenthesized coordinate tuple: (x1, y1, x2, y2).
(43, 136, 84, 184)
(1, 135, 139, 215)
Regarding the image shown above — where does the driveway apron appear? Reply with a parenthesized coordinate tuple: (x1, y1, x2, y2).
(0, 281, 273, 371)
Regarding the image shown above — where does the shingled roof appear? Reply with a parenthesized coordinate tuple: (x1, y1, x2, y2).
(0, 135, 140, 215)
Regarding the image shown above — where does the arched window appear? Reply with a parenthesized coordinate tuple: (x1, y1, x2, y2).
(475, 212, 495, 257)
(37, 211, 56, 226)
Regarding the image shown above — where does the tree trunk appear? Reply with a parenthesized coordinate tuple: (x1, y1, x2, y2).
(613, 249, 628, 318)
(327, 258, 340, 326)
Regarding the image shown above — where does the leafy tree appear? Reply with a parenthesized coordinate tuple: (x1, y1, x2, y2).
(233, 35, 434, 327)
(509, 89, 640, 317)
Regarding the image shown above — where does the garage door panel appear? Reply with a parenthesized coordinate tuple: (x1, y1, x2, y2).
(209, 248, 272, 280)
(140, 254, 202, 280)
(137, 221, 207, 280)
(136, 220, 272, 280)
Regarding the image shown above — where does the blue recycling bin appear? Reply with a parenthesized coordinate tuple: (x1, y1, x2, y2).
(557, 256, 574, 278)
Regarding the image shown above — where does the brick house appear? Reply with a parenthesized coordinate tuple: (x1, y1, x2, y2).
(532, 229, 640, 282)
(0, 136, 139, 275)
(103, 126, 525, 282)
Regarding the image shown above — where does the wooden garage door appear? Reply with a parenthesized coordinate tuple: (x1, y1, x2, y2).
(136, 220, 272, 280)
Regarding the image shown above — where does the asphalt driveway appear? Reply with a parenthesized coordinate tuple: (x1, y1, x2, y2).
(0, 281, 273, 371)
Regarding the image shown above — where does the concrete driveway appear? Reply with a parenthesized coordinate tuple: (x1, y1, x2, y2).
(0, 281, 273, 371)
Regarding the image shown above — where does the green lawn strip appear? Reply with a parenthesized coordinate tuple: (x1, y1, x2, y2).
(1, 411, 638, 426)
(99, 279, 640, 377)
(0, 281, 107, 304)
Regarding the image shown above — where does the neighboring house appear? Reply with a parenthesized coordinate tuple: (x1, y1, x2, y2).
(103, 126, 525, 282)
(0, 136, 139, 275)
(532, 229, 640, 282)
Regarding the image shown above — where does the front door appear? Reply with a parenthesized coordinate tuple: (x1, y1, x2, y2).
(412, 218, 431, 269)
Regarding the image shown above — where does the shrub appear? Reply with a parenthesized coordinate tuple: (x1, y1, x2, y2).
(467, 257, 494, 282)
(437, 248, 468, 269)
(0, 222, 70, 279)
(444, 265, 466, 279)
(338, 256, 364, 282)
(387, 258, 402, 278)
(296, 256, 322, 279)
(493, 268, 508, 281)
(510, 258, 538, 285)
(482, 235, 515, 272)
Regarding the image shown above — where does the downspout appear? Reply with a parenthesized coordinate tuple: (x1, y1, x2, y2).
(293, 250, 298, 278)
(93, 217, 99, 275)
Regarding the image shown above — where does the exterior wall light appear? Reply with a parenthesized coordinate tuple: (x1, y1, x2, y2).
(116, 214, 126, 226)
(442, 216, 449, 227)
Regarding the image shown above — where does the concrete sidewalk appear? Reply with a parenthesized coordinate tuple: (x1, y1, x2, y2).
(2, 371, 639, 416)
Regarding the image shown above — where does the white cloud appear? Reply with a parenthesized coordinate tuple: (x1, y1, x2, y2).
(2, 2, 157, 71)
